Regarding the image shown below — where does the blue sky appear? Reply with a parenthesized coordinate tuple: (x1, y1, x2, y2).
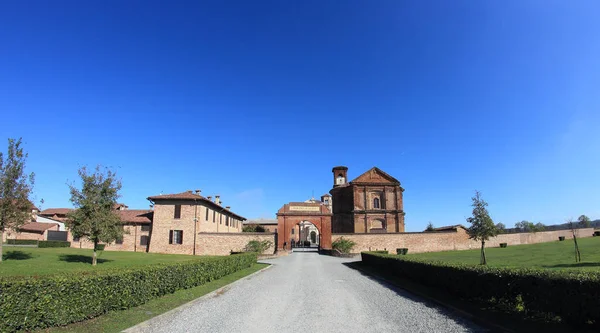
(1, 1, 599, 231)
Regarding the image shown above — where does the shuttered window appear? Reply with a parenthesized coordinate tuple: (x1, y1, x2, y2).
(169, 230, 183, 244)
(174, 205, 181, 219)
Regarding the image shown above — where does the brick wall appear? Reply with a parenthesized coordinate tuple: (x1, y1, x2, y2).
(68, 224, 150, 252)
(332, 227, 597, 254)
(196, 232, 276, 256)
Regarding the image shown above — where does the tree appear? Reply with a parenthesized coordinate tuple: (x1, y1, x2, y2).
(425, 221, 435, 232)
(534, 222, 545, 232)
(578, 215, 591, 228)
(514, 220, 544, 233)
(495, 222, 506, 234)
(466, 191, 498, 265)
(242, 224, 266, 232)
(567, 219, 581, 262)
(67, 166, 123, 266)
(0, 138, 35, 263)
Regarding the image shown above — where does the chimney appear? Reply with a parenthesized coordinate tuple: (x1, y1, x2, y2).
(215, 195, 221, 205)
(187, 190, 192, 193)
(226, 206, 231, 210)
(207, 196, 212, 201)
(195, 189, 201, 195)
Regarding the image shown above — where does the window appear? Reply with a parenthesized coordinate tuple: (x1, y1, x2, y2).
(169, 230, 183, 244)
(226, 216, 229, 226)
(141, 225, 150, 232)
(206, 208, 209, 221)
(291, 229, 295, 235)
(174, 205, 181, 219)
(140, 235, 149, 246)
(336, 174, 345, 185)
(115, 237, 123, 245)
(373, 198, 380, 209)
(220, 214, 222, 224)
(213, 210, 215, 222)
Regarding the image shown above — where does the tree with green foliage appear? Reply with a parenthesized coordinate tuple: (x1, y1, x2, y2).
(332, 237, 356, 254)
(0, 138, 35, 263)
(244, 239, 272, 253)
(578, 215, 591, 228)
(425, 221, 435, 231)
(242, 224, 266, 232)
(515, 220, 545, 233)
(495, 222, 506, 234)
(466, 191, 498, 265)
(67, 166, 123, 266)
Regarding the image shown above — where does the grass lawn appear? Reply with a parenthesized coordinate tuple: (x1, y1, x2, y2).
(407, 236, 600, 271)
(0, 247, 208, 277)
(38, 263, 269, 333)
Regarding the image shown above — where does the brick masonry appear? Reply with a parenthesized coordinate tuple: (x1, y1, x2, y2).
(332, 227, 597, 253)
(196, 232, 276, 255)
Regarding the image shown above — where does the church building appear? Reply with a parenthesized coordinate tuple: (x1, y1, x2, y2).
(329, 166, 405, 233)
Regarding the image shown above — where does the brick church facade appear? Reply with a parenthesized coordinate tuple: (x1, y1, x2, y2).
(329, 166, 405, 234)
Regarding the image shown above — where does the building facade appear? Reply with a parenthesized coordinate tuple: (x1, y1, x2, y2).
(147, 191, 246, 255)
(329, 166, 405, 233)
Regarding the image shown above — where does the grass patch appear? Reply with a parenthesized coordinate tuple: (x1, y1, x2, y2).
(407, 237, 600, 270)
(38, 263, 268, 333)
(0, 248, 206, 277)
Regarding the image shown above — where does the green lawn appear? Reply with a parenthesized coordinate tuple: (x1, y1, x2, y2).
(0, 247, 207, 277)
(407, 237, 600, 271)
(39, 263, 269, 333)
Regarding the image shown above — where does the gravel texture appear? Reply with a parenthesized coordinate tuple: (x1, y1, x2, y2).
(125, 253, 486, 333)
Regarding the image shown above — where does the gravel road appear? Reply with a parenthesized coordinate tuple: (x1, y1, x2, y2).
(125, 253, 486, 333)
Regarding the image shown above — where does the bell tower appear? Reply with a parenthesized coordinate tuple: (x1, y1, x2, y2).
(332, 166, 348, 187)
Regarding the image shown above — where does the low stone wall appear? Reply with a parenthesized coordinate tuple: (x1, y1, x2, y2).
(196, 232, 276, 256)
(333, 227, 597, 254)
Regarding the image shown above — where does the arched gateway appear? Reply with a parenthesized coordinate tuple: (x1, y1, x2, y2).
(276, 202, 332, 251)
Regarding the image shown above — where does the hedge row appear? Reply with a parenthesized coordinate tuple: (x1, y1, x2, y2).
(5, 239, 38, 245)
(38, 241, 71, 248)
(361, 252, 600, 328)
(0, 253, 257, 332)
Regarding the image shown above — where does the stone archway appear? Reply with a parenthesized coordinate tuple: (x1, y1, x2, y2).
(276, 202, 332, 251)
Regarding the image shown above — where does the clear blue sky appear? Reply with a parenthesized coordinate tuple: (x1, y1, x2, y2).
(1, 1, 599, 231)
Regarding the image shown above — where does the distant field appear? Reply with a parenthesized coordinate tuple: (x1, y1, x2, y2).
(407, 237, 600, 271)
(0, 247, 205, 277)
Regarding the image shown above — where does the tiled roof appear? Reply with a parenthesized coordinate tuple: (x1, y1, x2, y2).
(19, 222, 58, 232)
(433, 225, 467, 232)
(117, 210, 153, 224)
(147, 191, 204, 200)
(245, 219, 278, 225)
(148, 191, 247, 221)
(40, 208, 73, 215)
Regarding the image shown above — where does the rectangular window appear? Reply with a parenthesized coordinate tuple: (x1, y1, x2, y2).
(226, 216, 229, 226)
(291, 229, 294, 235)
(206, 207, 209, 221)
(174, 205, 181, 219)
(213, 210, 215, 222)
(169, 230, 183, 244)
(115, 237, 123, 245)
(140, 235, 149, 246)
(220, 214, 222, 224)
(141, 225, 150, 232)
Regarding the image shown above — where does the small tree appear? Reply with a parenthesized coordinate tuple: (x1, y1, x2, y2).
(244, 239, 272, 253)
(495, 222, 506, 234)
(67, 166, 123, 265)
(567, 219, 581, 263)
(332, 237, 356, 254)
(425, 222, 435, 232)
(466, 191, 498, 265)
(0, 138, 35, 263)
(533, 222, 545, 232)
(242, 224, 266, 232)
(578, 215, 591, 228)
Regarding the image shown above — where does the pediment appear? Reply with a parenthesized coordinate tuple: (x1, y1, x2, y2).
(351, 167, 400, 185)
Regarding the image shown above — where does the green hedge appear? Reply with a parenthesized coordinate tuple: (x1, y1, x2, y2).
(5, 239, 38, 245)
(0, 253, 257, 332)
(38, 240, 71, 248)
(361, 252, 600, 328)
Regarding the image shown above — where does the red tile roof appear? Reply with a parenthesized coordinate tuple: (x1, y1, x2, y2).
(117, 210, 153, 224)
(147, 191, 246, 220)
(19, 222, 58, 233)
(40, 208, 73, 216)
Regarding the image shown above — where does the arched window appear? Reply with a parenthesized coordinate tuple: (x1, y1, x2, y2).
(336, 174, 345, 185)
(373, 197, 380, 209)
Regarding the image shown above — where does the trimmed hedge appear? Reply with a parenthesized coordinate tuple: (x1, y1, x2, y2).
(0, 253, 257, 332)
(396, 248, 408, 255)
(5, 239, 37, 245)
(361, 252, 600, 328)
(38, 240, 71, 248)
(499, 243, 508, 248)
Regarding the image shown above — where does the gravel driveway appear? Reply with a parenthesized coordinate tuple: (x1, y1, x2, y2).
(125, 253, 486, 333)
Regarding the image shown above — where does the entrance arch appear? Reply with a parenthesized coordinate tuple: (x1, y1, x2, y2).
(276, 202, 332, 251)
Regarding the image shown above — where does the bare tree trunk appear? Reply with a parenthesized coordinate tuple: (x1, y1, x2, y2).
(573, 232, 581, 263)
(480, 241, 487, 265)
(92, 239, 98, 266)
(0, 228, 3, 263)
